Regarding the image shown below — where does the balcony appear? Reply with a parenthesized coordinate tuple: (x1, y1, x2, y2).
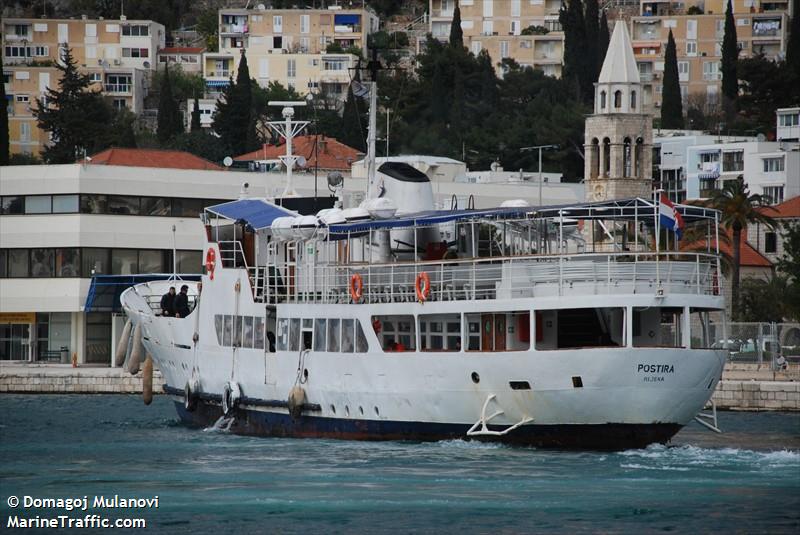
(334, 24, 361, 34)
(220, 24, 248, 34)
(104, 84, 131, 94)
(206, 70, 231, 78)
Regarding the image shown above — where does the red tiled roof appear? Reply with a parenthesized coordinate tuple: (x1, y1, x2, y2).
(158, 47, 205, 54)
(763, 196, 800, 218)
(234, 135, 363, 171)
(683, 227, 773, 268)
(85, 148, 223, 171)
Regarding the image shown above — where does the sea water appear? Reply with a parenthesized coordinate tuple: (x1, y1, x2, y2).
(1, 395, 798, 534)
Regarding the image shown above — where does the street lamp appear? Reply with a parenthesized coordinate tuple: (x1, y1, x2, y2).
(520, 144, 559, 206)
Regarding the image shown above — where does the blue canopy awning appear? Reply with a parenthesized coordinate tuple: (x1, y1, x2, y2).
(205, 198, 296, 230)
(334, 14, 360, 25)
(328, 207, 534, 235)
(206, 79, 230, 88)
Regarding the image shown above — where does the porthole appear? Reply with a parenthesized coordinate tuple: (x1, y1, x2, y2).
(330, 404, 336, 414)
(345, 405, 350, 417)
(374, 406, 380, 416)
(303, 368, 309, 380)
(471, 372, 480, 384)
(359, 406, 364, 415)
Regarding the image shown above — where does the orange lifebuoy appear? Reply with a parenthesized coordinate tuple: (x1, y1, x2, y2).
(350, 273, 363, 302)
(415, 272, 431, 302)
(205, 248, 216, 280)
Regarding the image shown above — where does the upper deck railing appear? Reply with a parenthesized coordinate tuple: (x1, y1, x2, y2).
(262, 250, 721, 305)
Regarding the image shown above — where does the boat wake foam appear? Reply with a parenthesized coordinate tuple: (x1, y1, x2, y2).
(204, 415, 235, 433)
(618, 443, 800, 471)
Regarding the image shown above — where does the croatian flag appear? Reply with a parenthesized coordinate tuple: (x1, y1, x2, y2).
(659, 195, 684, 239)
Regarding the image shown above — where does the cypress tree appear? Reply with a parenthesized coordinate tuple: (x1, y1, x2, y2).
(560, 0, 589, 101)
(598, 10, 610, 72)
(787, 0, 800, 81)
(340, 83, 366, 152)
(661, 30, 684, 129)
(33, 46, 113, 163)
(449, 1, 464, 50)
(585, 0, 600, 84)
(721, 0, 739, 115)
(191, 97, 202, 131)
(1, 74, 8, 165)
(212, 51, 258, 156)
(157, 64, 183, 143)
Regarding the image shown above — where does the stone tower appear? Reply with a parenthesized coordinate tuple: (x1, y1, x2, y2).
(584, 21, 653, 202)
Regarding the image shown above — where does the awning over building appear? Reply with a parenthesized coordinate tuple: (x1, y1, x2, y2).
(334, 14, 360, 24)
(206, 80, 230, 88)
(205, 198, 296, 230)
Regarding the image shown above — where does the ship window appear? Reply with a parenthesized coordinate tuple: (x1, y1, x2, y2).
(313, 319, 327, 351)
(289, 318, 301, 352)
(327, 318, 340, 352)
(223, 315, 233, 347)
(373, 315, 416, 352)
(355, 321, 368, 353)
(535, 308, 624, 350)
(690, 308, 716, 349)
(254, 317, 265, 349)
(342, 319, 355, 353)
(465, 311, 530, 352)
(242, 316, 254, 349)
(419, 314, 460, 352)
(276, 318, 289, 351)
(633, 307, 683, 348)
(215, 315, 223, 345)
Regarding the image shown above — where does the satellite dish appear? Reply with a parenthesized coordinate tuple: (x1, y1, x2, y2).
(327, 171, 344, 188)
(223, 156, 233, 167)
(143, 61, 150, 69)
(756, 133, 766, 142)
(296, 156, 307, 168)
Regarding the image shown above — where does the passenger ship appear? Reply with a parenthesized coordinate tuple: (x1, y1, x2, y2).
(120, 105, 727, 450)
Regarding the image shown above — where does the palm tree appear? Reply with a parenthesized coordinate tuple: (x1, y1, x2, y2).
(707, 179, 776, 320)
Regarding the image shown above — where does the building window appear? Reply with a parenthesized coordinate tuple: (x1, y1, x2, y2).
(630, 90, 637, 110)
(764, 232, 777, 253)
(287, 59, 296, 78)
(301, 14, 310, 34)
(763, 157, 784, 172)
(121, 25, 149, 36)
(4, 46, 31, 58)
(779, 113, 799, 126)
(112, 98, 126, 110)
(614, 90, 622, 108)
(15, 95, 29, 103)
(703, 61, 720, 81)
(500, 41, 509, 58)
(623, 137, 632, 177)
(722, 151, 744, 172)
(686, 41, 697, 56)
(600, 90, 606, 109)
(603, 138, 611, 177)
(762, 186, 784, 205)
(89, 72, 101, 82)
(122, 48, 149, 58)
(33, 46, 49, 57)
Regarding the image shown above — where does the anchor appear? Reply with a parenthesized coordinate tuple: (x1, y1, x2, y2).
(466, 394, 534, 437)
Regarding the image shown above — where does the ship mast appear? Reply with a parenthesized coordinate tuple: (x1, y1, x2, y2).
(267, 100, 309, 198)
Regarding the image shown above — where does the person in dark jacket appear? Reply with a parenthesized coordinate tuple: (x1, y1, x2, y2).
(174, 285, 191, 318)
(160, 287, 176, 317)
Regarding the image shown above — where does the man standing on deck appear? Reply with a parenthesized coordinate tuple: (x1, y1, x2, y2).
(160, 287, 176, 317)
(174, 285, 190, 318)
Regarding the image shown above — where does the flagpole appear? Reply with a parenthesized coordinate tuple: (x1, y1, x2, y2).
(655, 188, 662, 288)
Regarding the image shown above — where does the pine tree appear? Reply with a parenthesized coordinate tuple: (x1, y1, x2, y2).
(1, 74, 9, 165)
(449, 1, 464, 50)
(157, 64, 183, 143)
(661, 30, 684, 129)
(560, 0, 589, 101)
(786, 0, 800, 81)
(584, 0, 600, 85)
(721, 0, 739, 116)
(191, 97, 202, 131)
(33, 46, 112, 163)
(598, 10, 610, 72)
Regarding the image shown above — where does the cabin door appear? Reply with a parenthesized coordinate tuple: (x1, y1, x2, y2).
(481, 314, 494, 351)
(494, 314, 506, 352)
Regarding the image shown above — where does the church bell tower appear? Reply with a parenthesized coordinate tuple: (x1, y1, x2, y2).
(584, 21, 653, 202)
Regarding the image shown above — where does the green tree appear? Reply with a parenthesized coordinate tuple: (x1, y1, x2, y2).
(196, 9, 219, 52)
(112, 110, 138, 148)
(661, 30, 684, 129)
(450, 1, 464, 50)
(340, 84, 367, 153)
(739, 274, 795, 322)
(150, 65, 205, 104)
(737, 56, 798, 136)
(33, 46, 114, 163)
(1, 73, 9, 165)
(777, 222, 800, 320)
(559, 0, 589, 101)
(190, 97, 202, 132)
(212, 51, 258, 156)
(598, 10, 610, 71)
(584, 0, 600, 84)
(157, 64, 184, 143)
(786, 0, 800, 80)
(708, 179, 776, 320)
(721, 0, 739, 118)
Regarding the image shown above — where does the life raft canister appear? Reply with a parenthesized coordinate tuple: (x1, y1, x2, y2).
(222, 381, 241, 416)
(350, 273, 364, 303)
(415, 272, 431, 302)
(205, 248, 216, 280)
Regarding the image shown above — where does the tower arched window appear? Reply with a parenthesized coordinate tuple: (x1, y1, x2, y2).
(602, 138, 611, 177)
(614, 90, 622, 109)
(590, 138, 600, 179)
(635, 137, 644, 178)
(623, 137, 632, 178)
(600, 90, 607, 110)
(630, 90, 637, 110)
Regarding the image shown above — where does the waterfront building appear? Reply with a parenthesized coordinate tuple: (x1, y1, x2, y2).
(777, 107, 800, 145)
(630, 0, 792, 111)
(2, 16, 165, 156)
(428, 0, 565, 78)
(204, 5, 377, 103)
(584, 21, 653, 202)
(157, 46, 204, 73)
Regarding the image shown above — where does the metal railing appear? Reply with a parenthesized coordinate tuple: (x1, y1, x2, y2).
(265, 251, 720, 305)
(726, 322, 800, 368)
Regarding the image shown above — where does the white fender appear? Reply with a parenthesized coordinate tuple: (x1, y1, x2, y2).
(115, 319, 132, 367)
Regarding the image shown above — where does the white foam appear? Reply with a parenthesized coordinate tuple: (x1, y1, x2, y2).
(436, 439, 506, 450)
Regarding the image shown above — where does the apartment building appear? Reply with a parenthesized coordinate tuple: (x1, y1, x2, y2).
(631, 0, 791, 110)
(157, 46, 204, 73)
(2, 16, 165, 156)
(202, 5, 377, 101)
(429, 0, 565, 77)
